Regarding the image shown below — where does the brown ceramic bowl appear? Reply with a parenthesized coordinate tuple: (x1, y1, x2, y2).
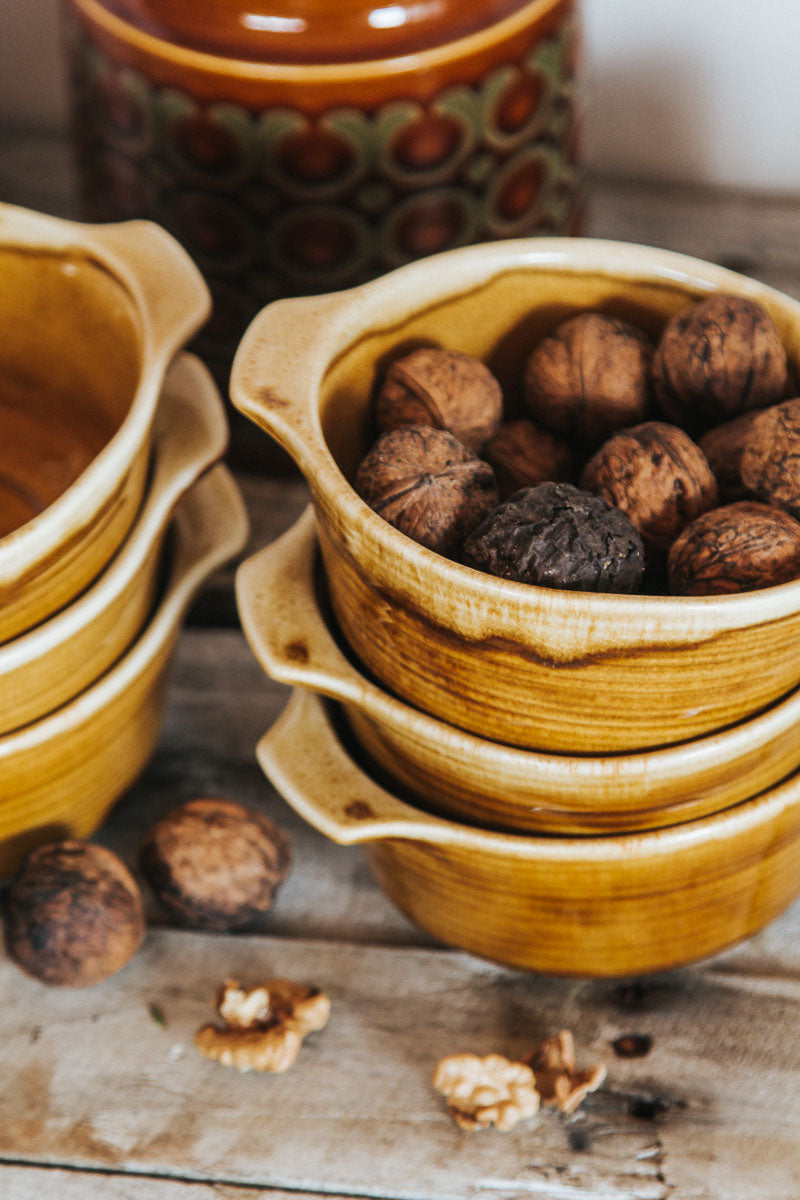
(231, 238, 800, 753)
(237, 508, 800, 834)
(259, 687, 800, 977)
(0, 202, 209, 642)
(0, 353, 227, 734)
(0, 464, 248, 878)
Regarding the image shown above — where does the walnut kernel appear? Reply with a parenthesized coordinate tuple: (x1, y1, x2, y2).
(580, 421, 718, 551)
(5, 841, 145, 987)
(195, 978, 330, 1073)
(667, 501, 800, 595)
(376, 346, 503, 451)
(355, 424, 498, 556)
(527, 1030, 607, 1115)
(524, 312, 652, 444)
(433, 1053, 540, 1131)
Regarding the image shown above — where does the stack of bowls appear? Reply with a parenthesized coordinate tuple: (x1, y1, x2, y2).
(232, 237, 800, 977)
(0, 203, 248, 873)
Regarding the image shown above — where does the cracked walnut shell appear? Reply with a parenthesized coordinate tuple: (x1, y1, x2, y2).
(433, 1053, 540, 1131)
(376, 346, 503, 451)
(195, 978, 331, 1073)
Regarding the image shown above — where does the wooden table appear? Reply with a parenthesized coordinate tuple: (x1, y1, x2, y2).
(3, 133, 800, 1199)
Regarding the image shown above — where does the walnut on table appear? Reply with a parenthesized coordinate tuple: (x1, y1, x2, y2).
(527, 1029, 607, 1115)
(432, 1052, 540, 1131)
(194, 978, 330, 1073)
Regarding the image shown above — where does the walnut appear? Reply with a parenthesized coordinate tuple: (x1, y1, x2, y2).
(652, 293, 787, 429)
(523, 312, 652, 444)
(355, 425, 498, 556)
(667, 501, 800, 595)
(527, 1030, 607, 1115)
(194, 978, 330, 1073)
(463, 482, 645, 594)
(139, 797, 291, 931)
(580, 421, 718, 552)
(698, 410, 762, 502)
(4, 841, 145, 987)
(740, 396, 800, 519)
(376, 346, 503, 452)
(483, 418, 576, 500)
(433, 1053, 540, 1131)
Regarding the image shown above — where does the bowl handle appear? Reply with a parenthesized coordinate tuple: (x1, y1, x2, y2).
(229, 291, 348, 477)
(86, 219, 211, 364)
(257, 688, 481, 848)
(236, 507, 369, 705)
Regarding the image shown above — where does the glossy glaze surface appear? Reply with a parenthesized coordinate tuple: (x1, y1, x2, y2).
(0, 203, 210, 642)
(231, 238, 800, 753)
(259, 688, 800, 976)
(0, 466, 248, 878)
(237, 508, 800, 833)
(0, 354, 227, 735)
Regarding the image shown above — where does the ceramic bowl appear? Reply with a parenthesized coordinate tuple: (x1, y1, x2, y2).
(260, 687, 800, 977)
(0, 202, 209, 642)
(0, 353, 227, 735)
(231, 238, 800, 753)
(237, 508, 800, 834)
(0, 464, 248, 877)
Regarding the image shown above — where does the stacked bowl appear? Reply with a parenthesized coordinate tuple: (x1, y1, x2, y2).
(232, 237, 800, 977)
(0, 203, 248, 873)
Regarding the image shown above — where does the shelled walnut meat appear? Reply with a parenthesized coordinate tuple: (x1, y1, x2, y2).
(355, 424, 498, 556)
(652, 293, 788, 430)
(668, 501, 800, 595)
(140, 797, 291, 931)
(5, 841, 145, 987)
(524, 312, 653, 444)
(195, 978, 330, 1073)
(376, 346, 504, 451)
(580, 421, 718, 551)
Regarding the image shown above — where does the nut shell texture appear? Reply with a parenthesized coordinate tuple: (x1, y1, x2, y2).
(140, 797, 292, 931)
(463, 482, 646, 594)
(376, 346, 503, 451)
(524, 312, 652, 444)
(355, 425, 498, 556)
(668, 501, 800, 595)
(740, 397, 800, 518)
(484, 419, 576, 499)
(581, 421, 718, 551)
(652, 293, 787, 428)
(5, 841, 145, 987)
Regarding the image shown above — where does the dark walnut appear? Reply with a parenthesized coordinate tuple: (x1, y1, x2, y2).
(376, 346, 503, 451)
(5, 841, 145, 987)
(652, 293, 787, 429)
(462, 482, 645, 594)
(740, 397, 800, 519)
(699, 411, 762, 502)
(355, 425, 498, 556)
(140, 797, 292, 931)
(483, 418, 576, 500)
(580, 421, 718, 552)
(668, 501, 800, 595)
(523, 312, 652, 444)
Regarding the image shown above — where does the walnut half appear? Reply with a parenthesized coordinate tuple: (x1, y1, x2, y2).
(194, 978, 330, 1073)
(432, 1052, 540, 1131)
(527, 1030, 607, 1115)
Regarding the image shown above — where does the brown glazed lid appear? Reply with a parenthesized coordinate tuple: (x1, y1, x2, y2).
(98, 0, 538, 63)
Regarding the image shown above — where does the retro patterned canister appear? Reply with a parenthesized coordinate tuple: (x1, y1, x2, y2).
(62, 0, 581, 454)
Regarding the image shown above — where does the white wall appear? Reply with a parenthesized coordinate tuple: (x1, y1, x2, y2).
(3, 0, 800, 192)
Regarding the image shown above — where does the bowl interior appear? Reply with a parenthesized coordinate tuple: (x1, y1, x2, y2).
(317, 257, 800, 483)
(0, 244, 141, 537)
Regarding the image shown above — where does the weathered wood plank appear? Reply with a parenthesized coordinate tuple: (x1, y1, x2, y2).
(1, 1165, 335, 1199)
(2, 928, 800, 1200)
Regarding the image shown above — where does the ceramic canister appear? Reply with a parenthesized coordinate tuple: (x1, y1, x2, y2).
(62, 0, 581, 438)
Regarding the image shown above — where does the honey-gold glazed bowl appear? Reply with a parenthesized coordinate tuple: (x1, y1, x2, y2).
(0, 464, 248, 878)
(259, 687, 800, 977)
(0, 202, 209, 642)
(0, 353, 227, 734)
(237, 508, 800, 834)
(231, 238, 800, 753)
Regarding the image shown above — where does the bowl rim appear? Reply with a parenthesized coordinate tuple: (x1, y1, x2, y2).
(0, 463, 248, 757)
(0, 203, 210, 584)
(232, 236, 800, 641)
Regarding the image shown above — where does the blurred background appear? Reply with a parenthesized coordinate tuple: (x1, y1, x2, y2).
(3, 0, 800, 192)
